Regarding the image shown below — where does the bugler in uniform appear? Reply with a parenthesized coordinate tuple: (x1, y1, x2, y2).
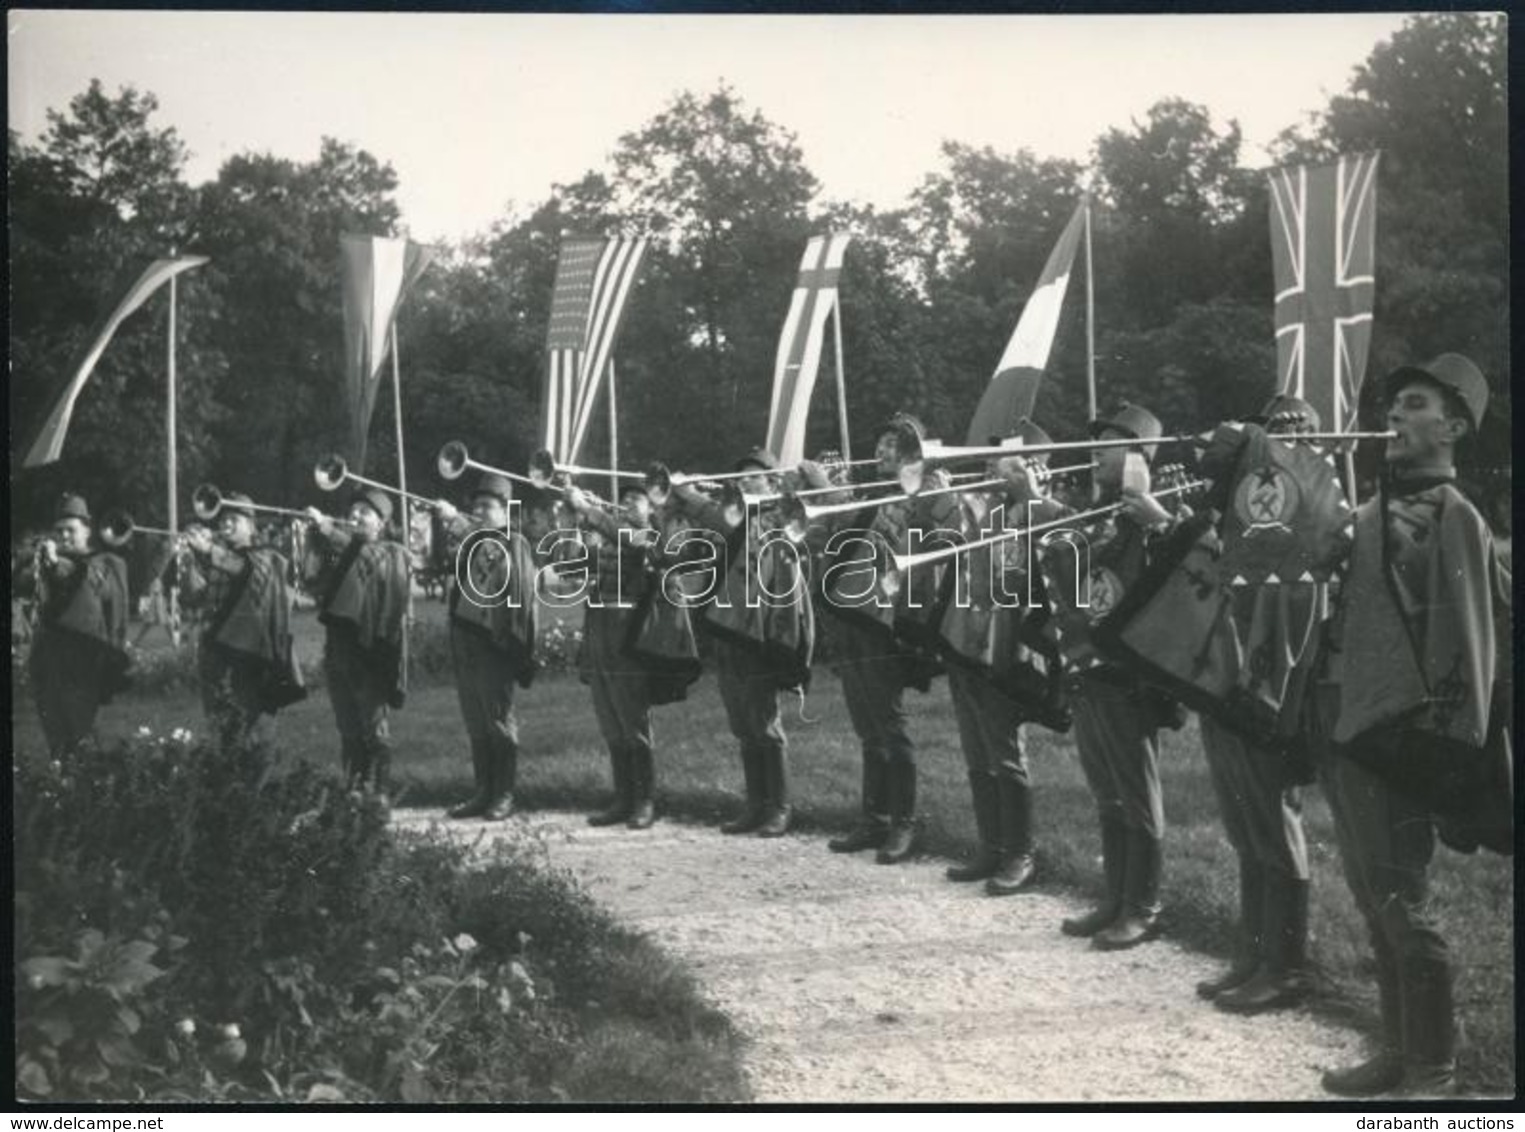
(1316, 354, 1510, 1098)
(180, 492, 306, 776)
(437, 473, 538, 821)
(24, 493, 131, 757)
(304, 487, 411, 794)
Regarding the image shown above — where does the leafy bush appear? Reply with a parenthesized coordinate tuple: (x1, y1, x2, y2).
(13, 736, 748, 1103)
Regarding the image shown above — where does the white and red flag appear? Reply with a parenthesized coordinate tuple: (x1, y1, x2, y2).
(22, 255, 209, 467)
(1267, 153, 1380, 431)
(765, 233, 851, 466)
(540, 235, 648, 464)
(965, 202, 1086, 444)
(339, 234, 434, 468)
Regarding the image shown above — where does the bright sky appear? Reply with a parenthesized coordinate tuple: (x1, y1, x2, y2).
(9, 10, 1414, 244)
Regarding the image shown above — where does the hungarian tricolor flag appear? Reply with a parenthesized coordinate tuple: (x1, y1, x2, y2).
(339, 234, 434, 469)
(1267, 153, 1380, 431)
(765, 233, 851, 466)
(21, 255, 209, 467)
(965, 202, 1085, 445)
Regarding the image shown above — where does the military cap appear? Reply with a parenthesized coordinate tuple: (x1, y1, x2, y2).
(472, 472, 516, 506)
(1383, 353, 1488, 432)
(55, 493, 91, 524)
(1089, 402, 1163, 462)
(734, 447, 779, 473)
(353, 487, 394, 524)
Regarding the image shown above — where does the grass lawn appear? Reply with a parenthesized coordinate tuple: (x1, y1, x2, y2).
(13, 603, 1515, 1095)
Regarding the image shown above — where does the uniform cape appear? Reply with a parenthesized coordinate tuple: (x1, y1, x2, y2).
(934, 493, 1069, 732)
(319, 537, 411, 708)
(447, 522, 539, 688)
(204, 548, 307, 712)
(45, 551, 132, 700)
(700, 510, 815, 692)
(1332, 478, 1512, 852)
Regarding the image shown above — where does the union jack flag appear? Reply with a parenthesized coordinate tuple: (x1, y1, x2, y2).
(765, 233, 851, 466)
(541, 235, 648, 463)
(1267, 153, 1380, 431)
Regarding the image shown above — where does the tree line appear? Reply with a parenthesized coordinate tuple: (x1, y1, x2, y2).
(8, 13, 1508, 537)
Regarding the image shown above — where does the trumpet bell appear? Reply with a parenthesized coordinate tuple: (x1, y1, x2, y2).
(437, 441, 469, 482)
(314, 453, 348, 492)
(192, 483, 223, 521)
(99, 510, 135, 547)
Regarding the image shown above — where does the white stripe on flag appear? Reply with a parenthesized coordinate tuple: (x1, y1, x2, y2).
(367, 237, 410, 380)
(569, 238, 646, 459)
(994, 205, 1083, 374)
(766, 234, 850, 466)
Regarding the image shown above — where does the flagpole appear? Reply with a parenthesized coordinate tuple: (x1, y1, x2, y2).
(1084, 196, 1097, 423)
(166, 256, 181, 648)
(832, 302, 851, 459)
(607, 359, 620, 506)
(390, 322, 411, 692)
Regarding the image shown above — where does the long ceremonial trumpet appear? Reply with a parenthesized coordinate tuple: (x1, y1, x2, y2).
(193, 483, 314, 523)
(528, 449, 644, 490)
(436, 441, 538, 488)
(901, 429, 1397, 467)
(882, 474, 1205, 590)
(99, 510, 177, 547)
(313, 453, 447, 512)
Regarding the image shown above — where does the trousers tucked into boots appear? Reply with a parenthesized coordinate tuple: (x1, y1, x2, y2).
(1061, 814, 1127, 936)
(876, 758, 918, 863)
(1214, 871, 1312, 1013)
(588, 743, 633, 826)
(1198, 860, 1265, 998)
(947, 771, 1002, 881)
(830, 755, 889, 852)
(1091, 826, 1162, 950)
(986, 765, 1036, 894)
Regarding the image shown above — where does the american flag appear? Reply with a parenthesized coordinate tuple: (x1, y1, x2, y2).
(1267, 153, 1380, 431)
(765, 233, 851, 466)
(541, 236, 648, 463)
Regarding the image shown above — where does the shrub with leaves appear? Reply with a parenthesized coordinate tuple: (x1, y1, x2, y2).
(13, 735, 747, 1103)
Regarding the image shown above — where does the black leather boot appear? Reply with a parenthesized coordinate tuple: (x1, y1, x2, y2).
(1198, 859, 1265, 998)
(721, 747, 766, 834)
(986, 770, 1036, 895)
(483, 744, 516, 821)
(1395, 961, 1457, 1097)
(756, 746, 791, 838)
(947, 771, 1001, 881)
(625, 743, 657, 830)
(876, 760, 918, 863)
(831, 756, 889, 852)
(588, 743, 633, 826)
(1323, 951, 1404, 1096)
(1061, 814, 1126, 936)
(1216, 873, 1313, 1013)
(1092, 828, 1162, 950)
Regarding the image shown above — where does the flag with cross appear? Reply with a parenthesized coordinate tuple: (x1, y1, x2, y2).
(1267, 152, 1380, 431)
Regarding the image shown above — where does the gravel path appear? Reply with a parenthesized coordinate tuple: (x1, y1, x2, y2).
(394, 808, 1366, 1103)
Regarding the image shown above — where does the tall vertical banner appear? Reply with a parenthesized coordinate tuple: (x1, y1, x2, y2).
(21, 255, 209, 467)
(339, 234, 433, 469)
(965, 202, 1085, 445)
(1267, 153, 1380, 431)
(540, 235, 648, 464)
(765, 233, 852, 466)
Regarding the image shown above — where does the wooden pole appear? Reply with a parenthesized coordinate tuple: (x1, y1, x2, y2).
(607, 359, 620, 505)
(166, 259, 181, 647)
(1084, 196, 1097, 423)
(832, 301, 851, 460)
(390, 322, 411, 691)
